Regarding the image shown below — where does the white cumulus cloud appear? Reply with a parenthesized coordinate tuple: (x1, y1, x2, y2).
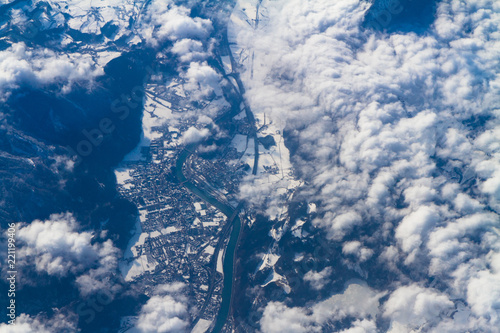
(230, 0, 500, 331)
(17, 212, 120, 296)
(0, 43, 103, 99)
(133, 282, 189, 333)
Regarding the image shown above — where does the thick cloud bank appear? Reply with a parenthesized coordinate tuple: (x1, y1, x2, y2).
(132, 283, 190, 333)
(139, 0, 212, 46)
(230, 0, 500, 331)
(260, 282, 383, 333)
(17, 212, 120, 296)
(0, 43, 102, 99)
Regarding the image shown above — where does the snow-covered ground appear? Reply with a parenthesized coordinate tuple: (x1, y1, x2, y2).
(119, 212, 160, 281)
(216, 249, 224, 274)
(120, 254, 158, 282)
(231, 134, 248, 153)
(204, 245, 215, 255)
(229, 0, 302, 221)
(47, 0, 143, 38)
(192, 319, 212, 333)
(161, 226, 181, 235)
(114, 168, 134, 189)
(123, 86, 174, 161)
(261, 269, 291, 294)
(221, 55, 232, 74)
(256, 252, 280, 272)
(227, 0, 259, 66)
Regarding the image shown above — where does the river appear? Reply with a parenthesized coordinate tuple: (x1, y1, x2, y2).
(175, 140, 242, 333)
(174, 22, 257, 332)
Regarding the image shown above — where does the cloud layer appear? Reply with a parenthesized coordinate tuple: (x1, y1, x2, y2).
(0, 43, 103, 98)
(139, 0, 212, 46)
(230, 0, 500, 331)
(260, 282, 383, 333)
(17, 212, 120, 296)
(133, 283, 190, 333)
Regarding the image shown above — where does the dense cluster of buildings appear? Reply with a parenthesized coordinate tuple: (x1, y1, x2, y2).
(116, 81, 248, 329)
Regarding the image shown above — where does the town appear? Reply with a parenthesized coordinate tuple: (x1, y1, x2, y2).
(115, 76, 251, 332)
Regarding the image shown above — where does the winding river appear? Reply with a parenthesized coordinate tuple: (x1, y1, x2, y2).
(176, 141, 242, 333)
(176, 52, 257, 332)
(173, 12, 258, 329)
